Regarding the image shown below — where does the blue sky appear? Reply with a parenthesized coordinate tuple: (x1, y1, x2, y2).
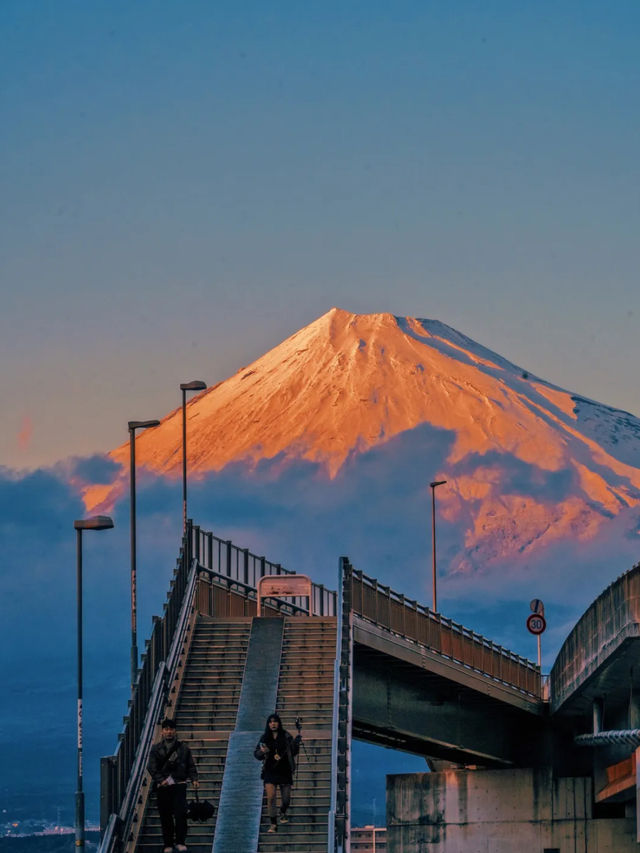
(2, 0, 640, 468)
(2, 0, 640, 829)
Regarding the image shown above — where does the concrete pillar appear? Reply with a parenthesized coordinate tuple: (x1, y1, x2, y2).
(386, 767, 637, 852)
(636, 745, 640, 843)
(629, 670, 640, 729)
(593, 696, 604, 734)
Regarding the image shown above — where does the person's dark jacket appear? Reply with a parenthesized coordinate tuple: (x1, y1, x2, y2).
(254, 731, 301, 778)
(148, 738, 198, 786)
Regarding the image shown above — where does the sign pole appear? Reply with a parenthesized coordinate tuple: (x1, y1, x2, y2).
(527, 599, 546, 674)
(537, 634, 541, 669)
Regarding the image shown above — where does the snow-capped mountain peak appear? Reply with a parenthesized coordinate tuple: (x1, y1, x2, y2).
(83, 307, 640, 571)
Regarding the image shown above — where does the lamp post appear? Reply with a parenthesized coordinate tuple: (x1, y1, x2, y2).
(73, 515, 114, 849)
(180, 380, 207, 531)
(429, 480, 447, 612)
(128, 419, 160, 691)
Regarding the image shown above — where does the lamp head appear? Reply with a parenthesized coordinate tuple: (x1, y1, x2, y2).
(430, 480, 447, 488)
(180, 380, 207, 392)
(74, 515, 114, 531)
(128, 419, 161, 431)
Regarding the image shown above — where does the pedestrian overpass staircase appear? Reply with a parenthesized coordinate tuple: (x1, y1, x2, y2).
(135, 616, 250, 853)
(98, 522, 543, 853)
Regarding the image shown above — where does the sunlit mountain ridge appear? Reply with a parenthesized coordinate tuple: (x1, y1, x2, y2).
(84, 307, 640, 571)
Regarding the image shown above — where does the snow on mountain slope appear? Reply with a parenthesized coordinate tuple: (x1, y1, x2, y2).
(83, 307, 640, 569)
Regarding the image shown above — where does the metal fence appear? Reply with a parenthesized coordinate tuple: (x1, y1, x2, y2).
(351, 570, 541, 696)
(191, 525, 539, 696)
(190, 524, 337, 617)
(100, 524, 194, 831)
(331, 556, 354, 853)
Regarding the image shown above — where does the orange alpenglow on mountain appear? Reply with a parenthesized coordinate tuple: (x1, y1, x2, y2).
(83, 307, 640, 564)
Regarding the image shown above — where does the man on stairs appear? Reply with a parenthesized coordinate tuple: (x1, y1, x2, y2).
(148, 717, 199, 852)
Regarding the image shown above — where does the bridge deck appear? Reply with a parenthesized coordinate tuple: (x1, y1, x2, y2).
(353, 617, 548, 768)
(354, 616, 543, 714)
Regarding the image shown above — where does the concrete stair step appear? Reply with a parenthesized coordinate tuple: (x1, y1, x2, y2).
(179, 710, 240, 717)
(134, 615, 336, 853)
(178, 708, 240, 716)
(251, 617, 336, 852)
(180, 692, 243, 699)
(179, 696, 243, 703)
(182, 678, 245, 686)
(134, 617, 249, 853)
(184, 663, 247, 671)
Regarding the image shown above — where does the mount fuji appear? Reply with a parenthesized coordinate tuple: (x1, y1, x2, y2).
(83, 307, 640, 585)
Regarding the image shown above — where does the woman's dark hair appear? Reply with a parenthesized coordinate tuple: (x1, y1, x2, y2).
(262, 713, 285, 743)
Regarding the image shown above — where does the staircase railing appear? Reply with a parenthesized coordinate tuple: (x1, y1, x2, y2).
(100, 663, 166, 853)
(330, 556, 353, 853)
(351, 569, 541, 697)
(99, 522, 196, 848)
(190, 523, 337, 616)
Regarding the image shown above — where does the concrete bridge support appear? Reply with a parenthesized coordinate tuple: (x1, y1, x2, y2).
(386, 767, 636, 852)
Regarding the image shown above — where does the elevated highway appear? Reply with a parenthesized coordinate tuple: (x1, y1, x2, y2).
(550, 562, 640, 812)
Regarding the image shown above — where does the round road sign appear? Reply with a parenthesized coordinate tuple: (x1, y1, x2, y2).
(526, 613, 546, 635)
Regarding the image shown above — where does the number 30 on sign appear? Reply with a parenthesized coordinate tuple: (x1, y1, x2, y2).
(526, 613, 546, 635)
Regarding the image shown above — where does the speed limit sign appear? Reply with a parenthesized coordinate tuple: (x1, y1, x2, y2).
(526, 613, 546, 635)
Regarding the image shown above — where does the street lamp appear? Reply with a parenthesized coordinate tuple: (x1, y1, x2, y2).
(180, 380, 207, 531)
(429, 480, 447, 612)
(128, 419, 160, 691)
(73, 515, 114, 849)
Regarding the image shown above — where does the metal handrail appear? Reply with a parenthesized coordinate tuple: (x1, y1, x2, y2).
(575, 729, 640, 747)
(99, 560, 199, 853)
(191, 525, 337, 616)
(196, 564, 314, 616)
(351, 568, 540, 697)
(331, 556, 353, 853)
(165, 559, 198, 676)
(99, 813, 120, 853)
(98, 664, 166, 853)
(99, 523, 194, 838)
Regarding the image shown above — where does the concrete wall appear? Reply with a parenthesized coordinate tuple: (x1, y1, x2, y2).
(386, 767, 636, 852)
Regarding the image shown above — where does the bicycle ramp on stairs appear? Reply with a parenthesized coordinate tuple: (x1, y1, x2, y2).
(212, 616, 285, 853)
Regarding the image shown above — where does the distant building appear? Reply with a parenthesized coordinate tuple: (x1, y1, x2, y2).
(352, 825, 387, 852)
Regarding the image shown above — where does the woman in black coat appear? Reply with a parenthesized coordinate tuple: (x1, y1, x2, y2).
(254, 713, 301, 833)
